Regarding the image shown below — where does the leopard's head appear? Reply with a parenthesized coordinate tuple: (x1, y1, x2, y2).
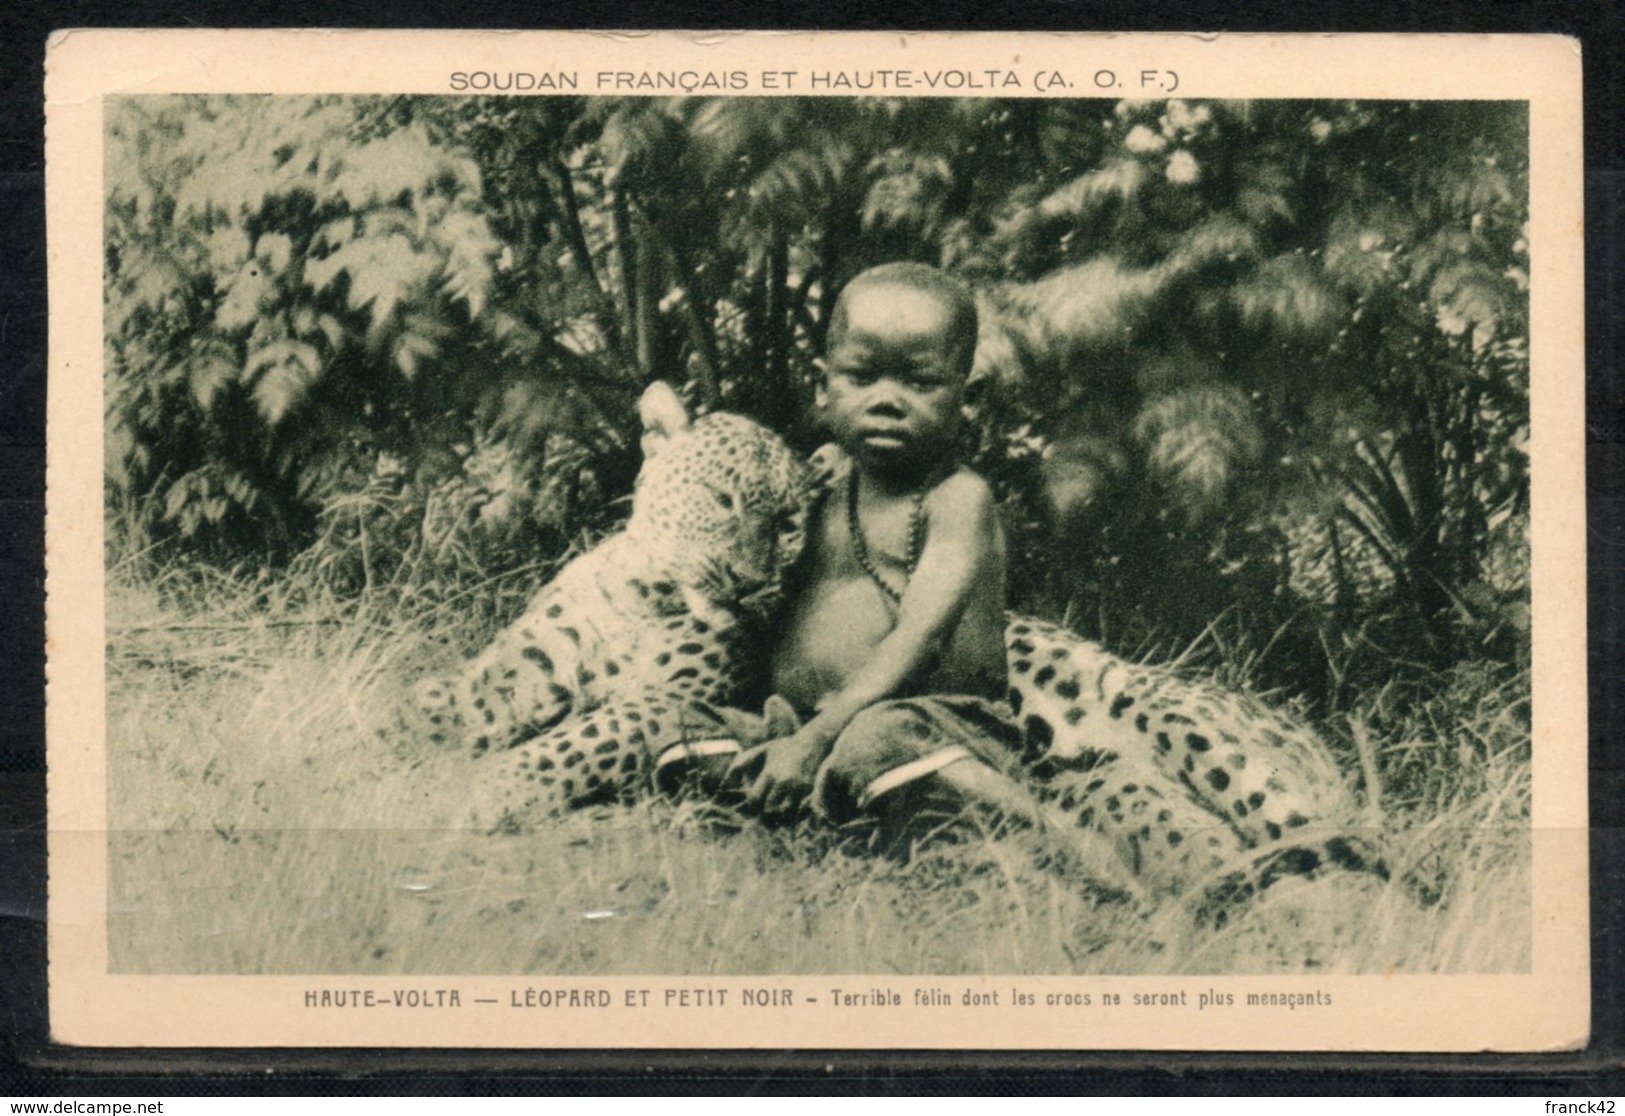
(626, 382, 811, 615)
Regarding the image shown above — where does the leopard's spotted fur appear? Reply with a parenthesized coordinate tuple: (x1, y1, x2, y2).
(413, 395, 1383, 918)
(1003, 617, 1385, 921)
(413, 383, 809, 827)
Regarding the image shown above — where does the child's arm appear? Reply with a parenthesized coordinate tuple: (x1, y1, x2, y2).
(742, 470, 1002, 815)
(800, 470, 998, 744)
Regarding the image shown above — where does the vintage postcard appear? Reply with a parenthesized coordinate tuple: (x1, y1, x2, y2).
(45, 30, 1587, 1051)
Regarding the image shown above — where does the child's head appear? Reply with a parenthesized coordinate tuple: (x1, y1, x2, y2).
(820, 263, 979, 479)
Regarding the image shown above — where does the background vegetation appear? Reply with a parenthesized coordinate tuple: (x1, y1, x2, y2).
(103, 95, 1532, 973)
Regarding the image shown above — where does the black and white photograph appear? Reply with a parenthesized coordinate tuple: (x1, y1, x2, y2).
(44, 30, 1588, 1051)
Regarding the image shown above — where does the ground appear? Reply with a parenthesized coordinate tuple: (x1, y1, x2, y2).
(103, 573, 1532, 976)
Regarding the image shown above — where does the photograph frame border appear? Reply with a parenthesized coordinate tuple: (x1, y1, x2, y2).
(6, 0, 1623, 1093)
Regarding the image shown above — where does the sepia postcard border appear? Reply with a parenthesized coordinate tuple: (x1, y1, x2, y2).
(44, 28, 1588, 1051)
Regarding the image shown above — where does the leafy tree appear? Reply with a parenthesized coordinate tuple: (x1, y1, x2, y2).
(947, 99, 1528, 696)
(106, 95, 640, 585)
(106, 94, 1529, 706)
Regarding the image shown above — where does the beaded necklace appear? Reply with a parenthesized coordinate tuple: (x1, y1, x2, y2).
(846, 471, 927, 608)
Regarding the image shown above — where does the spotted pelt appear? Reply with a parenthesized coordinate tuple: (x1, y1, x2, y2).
(1003, 616, 1385, 923)
(409, 397, 1383, 922)
(411, 382, 809, 827)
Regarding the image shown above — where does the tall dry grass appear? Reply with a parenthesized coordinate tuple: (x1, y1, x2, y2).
(104, 560, 1531, 976)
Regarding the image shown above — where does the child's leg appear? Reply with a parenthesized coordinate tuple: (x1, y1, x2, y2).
(811, 698, 1146, 900)
(930, 758, 1147, 901)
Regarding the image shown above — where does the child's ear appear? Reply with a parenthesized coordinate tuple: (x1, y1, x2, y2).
(638, 381, 692, 460)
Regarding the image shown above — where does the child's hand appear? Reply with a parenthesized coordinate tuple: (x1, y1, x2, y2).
(729, 730, 829, 818)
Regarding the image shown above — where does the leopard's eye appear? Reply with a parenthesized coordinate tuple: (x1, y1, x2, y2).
(697, 479, 736, 511)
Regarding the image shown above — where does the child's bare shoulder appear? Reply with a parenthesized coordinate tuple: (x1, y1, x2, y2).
(924, 468, 999, 544)
(927, 467, 996, 513)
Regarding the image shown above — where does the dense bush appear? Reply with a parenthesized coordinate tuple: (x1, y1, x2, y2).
(104, 94, 1529, 707)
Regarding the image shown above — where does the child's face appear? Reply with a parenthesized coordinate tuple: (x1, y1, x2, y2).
(820, 283, 968, 478)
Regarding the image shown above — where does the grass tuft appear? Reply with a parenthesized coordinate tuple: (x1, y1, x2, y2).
(105, 562, 1530, 975)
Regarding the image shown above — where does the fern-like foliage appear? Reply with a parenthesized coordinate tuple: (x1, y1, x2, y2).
(106, 93, 1529, 704)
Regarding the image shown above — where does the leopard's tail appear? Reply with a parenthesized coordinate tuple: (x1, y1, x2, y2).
(1193, 830, 1392, 930)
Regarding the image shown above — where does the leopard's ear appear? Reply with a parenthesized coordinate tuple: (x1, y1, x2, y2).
(638, 381, 692, 460)
(807, 443, 849, 493)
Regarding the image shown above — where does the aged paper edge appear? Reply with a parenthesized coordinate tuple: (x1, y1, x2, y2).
(43, 29, 1589, 1051)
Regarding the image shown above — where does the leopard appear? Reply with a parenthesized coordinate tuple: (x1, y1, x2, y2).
(799, 443, 1386, 918)
(1001, 616, 1388, 925)
(415, 393, 1384, 924)
(412, 381, 811, 829)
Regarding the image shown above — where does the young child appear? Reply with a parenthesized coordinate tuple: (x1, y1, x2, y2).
(727, 263, 1109, 863)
